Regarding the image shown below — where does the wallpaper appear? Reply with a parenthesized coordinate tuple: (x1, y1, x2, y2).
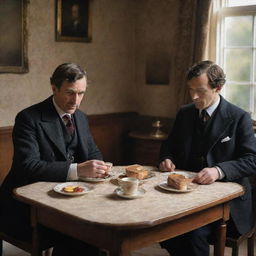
(0, 0, 181, 127)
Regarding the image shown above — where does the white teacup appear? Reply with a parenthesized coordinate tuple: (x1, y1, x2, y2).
(119, 177, 139, 195)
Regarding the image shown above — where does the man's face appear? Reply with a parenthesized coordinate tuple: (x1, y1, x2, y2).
(52, 76, 86, 114)
(188, 73, 220, 110)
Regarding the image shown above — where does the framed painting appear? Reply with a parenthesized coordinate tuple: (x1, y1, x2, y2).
(0, 0, 28, 73)
(146, 50, 170, 85)
(56, 0, 92, 42)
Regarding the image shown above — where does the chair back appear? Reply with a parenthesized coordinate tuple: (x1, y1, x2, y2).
(225, 176, 256, 256)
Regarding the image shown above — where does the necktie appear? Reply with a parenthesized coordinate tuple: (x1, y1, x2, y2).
(200, 109, 209, 123)
(199, 110, 210, 132)
(62, 115, 75, 134)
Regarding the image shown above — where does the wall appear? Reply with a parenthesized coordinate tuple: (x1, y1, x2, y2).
(0, 0, 137, 127)
(134, 0, 180, 118)
(0, 0, 182, 127)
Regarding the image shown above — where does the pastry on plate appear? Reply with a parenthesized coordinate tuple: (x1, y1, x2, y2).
(167, 173, 193, 191)
(125, 164, 149, 180)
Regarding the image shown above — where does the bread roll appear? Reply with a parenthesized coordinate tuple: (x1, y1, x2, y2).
(167, 173, 193, 190)
(125, 164, 149, 180)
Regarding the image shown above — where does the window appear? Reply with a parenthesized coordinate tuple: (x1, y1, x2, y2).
(214, 0, 256, 116)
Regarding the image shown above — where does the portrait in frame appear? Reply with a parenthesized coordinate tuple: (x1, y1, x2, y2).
(56, 0, 92, 42)
(146, 50, 170, 85)
(0, 0, 28, 73)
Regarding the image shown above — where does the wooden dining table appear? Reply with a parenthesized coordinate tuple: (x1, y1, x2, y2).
(13, 166, 244, 256)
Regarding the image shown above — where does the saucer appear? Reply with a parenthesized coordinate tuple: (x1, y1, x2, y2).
(114, 187, 146, 199)
(79, 174, 113, 182)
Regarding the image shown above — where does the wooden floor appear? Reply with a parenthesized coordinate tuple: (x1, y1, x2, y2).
(2, 240, 252, 256)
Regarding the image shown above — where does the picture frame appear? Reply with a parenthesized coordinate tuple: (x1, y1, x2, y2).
(56, 0, 92, 42)
(0, 0, 28, 73)
(146, 51, 170, 85)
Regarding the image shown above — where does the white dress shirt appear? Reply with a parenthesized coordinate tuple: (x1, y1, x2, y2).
(52, 98, 78, 180)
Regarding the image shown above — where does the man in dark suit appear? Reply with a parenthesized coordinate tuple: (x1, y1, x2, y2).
(159, 60, 256, 256)
(0, 63, 108, 255)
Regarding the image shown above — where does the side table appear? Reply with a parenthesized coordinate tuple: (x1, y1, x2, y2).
(127, 131, 168, 166)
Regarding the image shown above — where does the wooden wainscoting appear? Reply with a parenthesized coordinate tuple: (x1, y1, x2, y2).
(88, 112, 138, 164)
(0, 126, 13, 184)
(0, 112, 172, 184)
(0, 112, 138, 184)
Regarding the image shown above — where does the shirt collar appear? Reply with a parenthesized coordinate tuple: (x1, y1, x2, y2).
(200, 95, 220, 117)
(52, 97, 72, 119)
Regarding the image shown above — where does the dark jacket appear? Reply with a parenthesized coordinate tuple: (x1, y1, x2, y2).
(0, 96, 102, 238)
(160, 96, 256, 235)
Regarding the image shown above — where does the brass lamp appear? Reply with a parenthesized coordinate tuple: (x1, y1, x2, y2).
(150, 120, 167, 138)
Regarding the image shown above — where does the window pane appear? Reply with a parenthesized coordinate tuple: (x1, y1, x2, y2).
(226, 84, 250, 111)
(224, 16, 253, 47)
(227, 0, 256, 7)
(224, 49, 252, 82)
(254, 87, 256, 115)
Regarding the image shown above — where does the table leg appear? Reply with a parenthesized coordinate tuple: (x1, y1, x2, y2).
(108, 242, 131, 256)
(214, 220, 227, 256)
(31, 207, 41, 256)
(108, 250, 131, 256)
(108, 247, 131, 256)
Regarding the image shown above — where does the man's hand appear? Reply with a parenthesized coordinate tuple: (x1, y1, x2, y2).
(193, 167, 219, 184)
(77, 160, 108, 178)
(159, 159, 176, 172)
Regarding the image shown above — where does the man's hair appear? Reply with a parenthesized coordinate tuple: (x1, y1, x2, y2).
(186, 60, 226, 89)
(50, 63, 87, 89)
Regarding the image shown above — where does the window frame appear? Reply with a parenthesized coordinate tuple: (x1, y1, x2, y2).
(212, 0, 256, 114)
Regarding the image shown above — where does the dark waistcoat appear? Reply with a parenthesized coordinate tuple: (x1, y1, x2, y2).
(188, 112, 216, 171)
(59, 118, 80, 163)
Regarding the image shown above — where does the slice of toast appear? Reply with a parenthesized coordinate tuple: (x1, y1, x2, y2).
(167, 173, 193, 190)
(125, 164, 149, 180)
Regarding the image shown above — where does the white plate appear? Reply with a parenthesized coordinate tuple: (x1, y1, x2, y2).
(158, 181, 198, 193)
(114, 187, 146, 199)
(79, 174, 114, 182)
(53, 182, 93, 196)
(119, 171, 156, 181)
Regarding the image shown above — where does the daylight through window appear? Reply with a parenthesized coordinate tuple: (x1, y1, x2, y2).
(215, 0, 256, 117)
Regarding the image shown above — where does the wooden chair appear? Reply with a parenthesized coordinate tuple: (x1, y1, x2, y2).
(0, 183, 52, 256)
(0, 188, 52, 256)
(0, 231, 52, 256)
(225, 226, 256, 256)
(0, 127, 52, 255)
(225, 176, 256, 256)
